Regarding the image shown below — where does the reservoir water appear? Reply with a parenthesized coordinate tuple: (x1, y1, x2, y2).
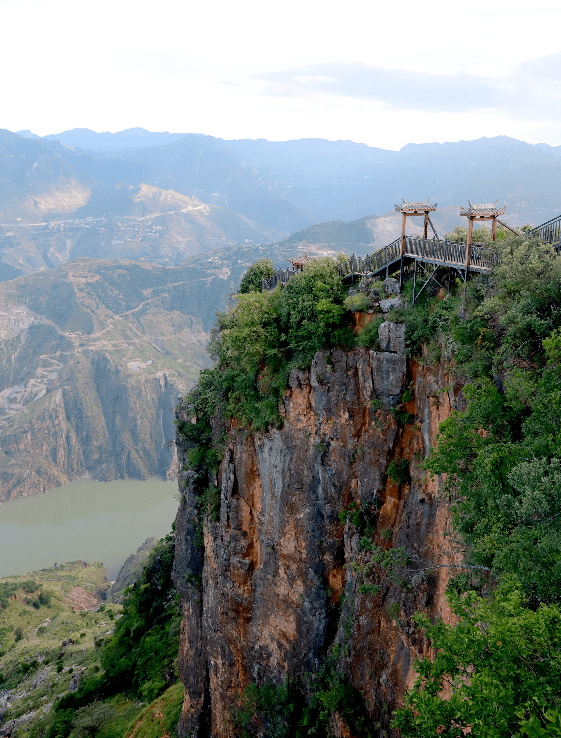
(0, 477, 178, 580)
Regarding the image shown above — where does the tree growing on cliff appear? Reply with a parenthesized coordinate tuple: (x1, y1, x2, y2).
(238, 258, 275, 293)
(194, 256, 353, 432)
(393, 582, 561, 737)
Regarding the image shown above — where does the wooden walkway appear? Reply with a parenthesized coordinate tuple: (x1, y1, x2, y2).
(262, 236, 497, 291)
(261, 212, 561, 292)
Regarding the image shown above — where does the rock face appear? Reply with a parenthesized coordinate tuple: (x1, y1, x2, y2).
(107, 538, 158, 603)
(173, 336, 463, 737)
(0, 260, 211, 500)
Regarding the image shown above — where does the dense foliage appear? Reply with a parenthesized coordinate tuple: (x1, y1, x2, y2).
(394, 583, 561, 737)
(238, 258, 275, 293)
(388, 235, 561, 733)
(99, 533, 181, 700)
(180, 257, 354, 436)
(45, 534, 181, 738)
(230, 659, 374, 738)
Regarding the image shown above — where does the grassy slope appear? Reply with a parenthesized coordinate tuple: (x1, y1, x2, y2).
(0, 564, 116, 730)
(0, 559, 183, 738)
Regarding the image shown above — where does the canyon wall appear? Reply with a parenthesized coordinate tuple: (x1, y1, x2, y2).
(173, 334, 463, 737)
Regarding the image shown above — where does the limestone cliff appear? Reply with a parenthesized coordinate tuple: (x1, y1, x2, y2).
(173, 335, 463, 737)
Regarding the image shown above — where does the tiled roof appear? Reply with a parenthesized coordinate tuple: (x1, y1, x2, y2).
(287, 253, 312, 267)
(460, 201, 506, 217)
(394, 200, 437, 212)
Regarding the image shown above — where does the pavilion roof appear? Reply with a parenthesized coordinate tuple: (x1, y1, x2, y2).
(460, 201, 506, 217)
(287, 253, 312, 267)
(394, 199, 437, 213)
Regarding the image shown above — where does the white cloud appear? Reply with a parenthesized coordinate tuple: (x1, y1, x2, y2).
(1, 0, 561, 147)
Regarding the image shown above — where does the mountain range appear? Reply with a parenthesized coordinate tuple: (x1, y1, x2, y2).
(2, 126, 561, 498)
(4, 127, 561, 283)
(0, 240, 330, 501)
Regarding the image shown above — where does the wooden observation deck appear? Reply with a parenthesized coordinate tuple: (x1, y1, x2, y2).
(261, 198, 557, 300)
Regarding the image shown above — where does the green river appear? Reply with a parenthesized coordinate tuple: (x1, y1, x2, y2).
(0, 477, 179, 580)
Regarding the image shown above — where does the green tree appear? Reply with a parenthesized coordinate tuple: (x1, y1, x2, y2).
(275, 257, 346, 363)
(238, 258, 275, 293)
(99, 534, 180, 701)
(393, 583, 561, 737)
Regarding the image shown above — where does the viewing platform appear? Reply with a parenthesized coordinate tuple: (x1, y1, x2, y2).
(262, 236, 497, 292)
(261, 199, 559, 302)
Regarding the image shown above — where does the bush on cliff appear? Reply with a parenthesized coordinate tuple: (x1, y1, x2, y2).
(100, 533, 180, 700)
(238, 258, 275, 294)
(391, 234, 561, 733)
(181, 256, 353, 435)
(393, 582, 561, 737)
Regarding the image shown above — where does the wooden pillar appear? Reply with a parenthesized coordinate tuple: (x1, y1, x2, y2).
(401, 212, 406, 256)
(492, 217, 497, 242)
(412, 258, 418, 304)
(465, 217, 474, 271)
(424, 211, 429, 239)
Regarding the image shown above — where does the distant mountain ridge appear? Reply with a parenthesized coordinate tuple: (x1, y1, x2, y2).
(10, 128, 561, 230)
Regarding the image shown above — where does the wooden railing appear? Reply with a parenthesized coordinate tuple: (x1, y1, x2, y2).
(262, 237, 500, 291)
(405, 237, 466, 265)
(334, 238, 402, 280)
(260, 211, 561, 292)
(527, 213, 561, 246)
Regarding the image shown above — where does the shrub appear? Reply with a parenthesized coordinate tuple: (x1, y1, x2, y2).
(357, 317, 384, 350)
(393, 584, 561, 737)
(71, 702, 116, 738)
(387, 459, 411, 486)
(343, 293, 370, 312)
(386, 602, 400, 620)
(359, 583, 381, 596)
(238, 258, 275, 294)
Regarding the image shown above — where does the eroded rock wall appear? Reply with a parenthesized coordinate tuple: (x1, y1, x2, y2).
(174, 339, 462, 737)
(0, 354, 178, 501)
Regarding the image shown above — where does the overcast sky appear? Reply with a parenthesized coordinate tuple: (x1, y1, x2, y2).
(3, 0, 561, 150)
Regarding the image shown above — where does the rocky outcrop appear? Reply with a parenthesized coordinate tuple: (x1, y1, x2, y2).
(107, 538, 158, 603)
(0, 357, 179, 501)
(174, 335, 463, 736)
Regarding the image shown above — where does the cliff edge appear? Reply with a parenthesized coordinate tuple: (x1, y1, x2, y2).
(173, 332, 464, 737)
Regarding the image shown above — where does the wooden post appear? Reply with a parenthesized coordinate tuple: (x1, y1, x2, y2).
(492, 217, 497, 242)
(465, 217, 474, 271)
(401, 212, 406, 256)
(412, 258, 417, 304)
(424, 211, 429, 239)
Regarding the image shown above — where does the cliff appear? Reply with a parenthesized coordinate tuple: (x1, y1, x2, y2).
(0, 260, 209, 500)
(173, 333, 463, 736)
(107, 537, 158, 603)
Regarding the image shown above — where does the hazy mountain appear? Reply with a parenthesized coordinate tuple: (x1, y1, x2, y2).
(0, 241, 331, 500)
(36, 128, 561, 229)
(49, 134, 316, 234)
(0, 130, 284, 280)
(227, 135, 561, 226)
(0, 257, 208, 500)
(44, 127, 190, 152)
